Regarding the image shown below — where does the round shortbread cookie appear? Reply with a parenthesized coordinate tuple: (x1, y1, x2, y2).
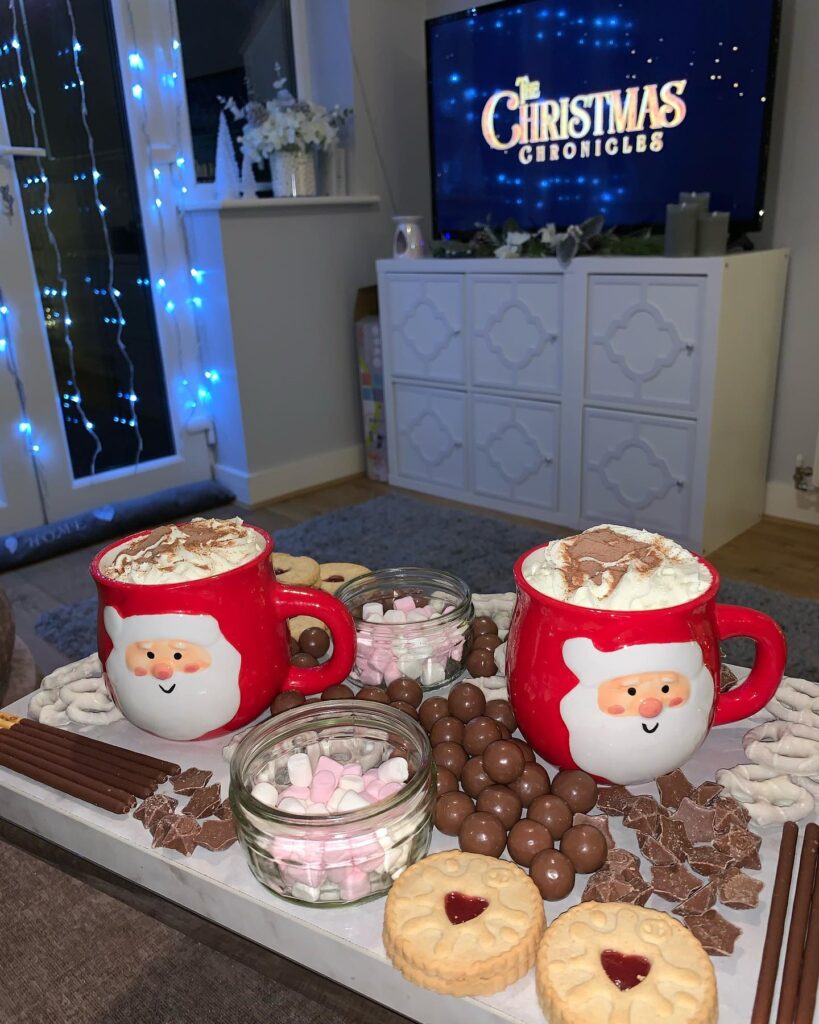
(536, 902, 717, 1024)
(318, 562, 370, 594)
(383, 850, 545, 996)
(287, 615, 328, 640)
(271, 552, 320, 587)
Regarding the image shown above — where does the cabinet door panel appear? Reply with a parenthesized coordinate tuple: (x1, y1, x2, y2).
(581, 408, 696, 541)
(394, 384, 466, 488)
(472, 395, 559, 512)
(386, 275, 464, 383)
(586, 275, 704, 412)
(470, 275, 562, 394)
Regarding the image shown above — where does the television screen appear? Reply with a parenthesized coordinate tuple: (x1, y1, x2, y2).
(427, 0, 780, 236)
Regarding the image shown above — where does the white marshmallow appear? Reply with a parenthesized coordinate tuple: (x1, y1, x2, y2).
(291, 882, 322, 903)
(405, 610, 427, 623)
(306, 802, 328, 814)
(251, 782, 279, 807)
(378, 757, 409, 783)
(422, 661, 446, 687)
(382, 609, 407, 624)
(362, 602, 384, 621)
(327, 789, 346, 812)
(428, 598, 445, 613)
(338, 790, 369, 812)
(494, 641, 507, 675)
(339, 776, 365, 792)
(277, 797, 307, 814)
(287, 752, 313, 787)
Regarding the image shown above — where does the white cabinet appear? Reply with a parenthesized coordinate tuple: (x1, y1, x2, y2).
(377, 252, 788, 552)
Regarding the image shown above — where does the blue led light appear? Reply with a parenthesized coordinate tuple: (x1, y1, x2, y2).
(190, 267, 204, 284)
(18, 421, 31, 434)
(172, 39, 180, 50)
(97, 202, 107, 214)
(204, 369, 220, 382)
(0, 338, 6, 353)
(165, 300, 175, 313)
(176, 156, 185, 167)
(153, 167, 161, 179)
(131, 84, 143, 100)
(157, 278, 166, 289)
(191, 297, 203, 309)
(154, 197, 162, 208)
(128, 52, 144, 70)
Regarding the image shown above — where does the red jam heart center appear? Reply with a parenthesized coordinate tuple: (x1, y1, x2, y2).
(444, 891, 489, 925)
(600, 950, 652, 991)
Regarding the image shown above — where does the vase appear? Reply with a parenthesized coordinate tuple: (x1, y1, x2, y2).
(321, 143, 348, 196)
(392, 216, 426, 259)
(269, 151, 317, 198)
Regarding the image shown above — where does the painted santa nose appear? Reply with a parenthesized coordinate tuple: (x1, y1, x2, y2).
(638, 697, 663, 719)
(151, 663, 174, 681)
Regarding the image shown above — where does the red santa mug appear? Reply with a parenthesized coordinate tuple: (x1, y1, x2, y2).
(90, 527, 357, 741)
(507, 544, 787, 785)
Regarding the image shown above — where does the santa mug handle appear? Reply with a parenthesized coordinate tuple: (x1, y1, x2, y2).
(712, 604, 787, 727)
(269, 581, 357, 696)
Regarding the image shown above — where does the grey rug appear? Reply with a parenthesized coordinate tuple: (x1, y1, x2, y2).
(35, 493, 819, 680)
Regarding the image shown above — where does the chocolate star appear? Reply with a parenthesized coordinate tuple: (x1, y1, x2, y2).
(573, 812, 614, 850)
(182, 783, 222, 819)
(133, 793, 178, 830)
(623, 795, 664, 836)
(153, 813, 200, 855)
(638, 831, 679, 866)
(657, 816, 693, 862)
(688, 845, 733, 877)
(713, 828, 761, 870)
(171, 767, 213, 795)
(673, 881, 718, 916)
(673, 797, 717, 844)
(651, 863, 702, 902)
(196, 817, 238, 852)
(692, 781, 723, 806)
(684, 909, 742, 956)
(656, 769, 694, 809)
(713, 796, 751, 833)
(596, 785, 635, 817)
(717, 868, 764, 910)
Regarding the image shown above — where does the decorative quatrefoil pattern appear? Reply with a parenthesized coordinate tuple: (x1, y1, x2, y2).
(593, 300, 691, 383)
(405, 405, 459, 468)
(396, 296, 458, 365)
(480, 299, 556, 372)
(595, 435, 678, 511)
(481, 419, 551, 486)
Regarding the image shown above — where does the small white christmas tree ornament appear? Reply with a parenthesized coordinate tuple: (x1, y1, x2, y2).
(214, 111, 240, 200)
(240, 151, 258, 199)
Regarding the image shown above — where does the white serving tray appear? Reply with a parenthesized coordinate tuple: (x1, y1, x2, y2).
(0, 679, 811, 1024)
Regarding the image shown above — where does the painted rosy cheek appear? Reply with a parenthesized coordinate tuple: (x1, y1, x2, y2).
(184, 662, 201, 673)
(134, 667, 147, 676)
(607, 704, 625, 715)
(669, 697, 683, 707)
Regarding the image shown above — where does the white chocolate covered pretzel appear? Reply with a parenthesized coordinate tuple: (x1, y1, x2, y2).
(766, 677, 819, 729)
(29, 654, 122, 728)
(744, 720, 819, 777)
(716, 763, 815, 826)
(41, 652, 103, 690)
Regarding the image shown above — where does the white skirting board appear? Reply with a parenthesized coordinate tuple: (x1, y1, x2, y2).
(215, 444, 365, 507)
(764, 480, 819, 525)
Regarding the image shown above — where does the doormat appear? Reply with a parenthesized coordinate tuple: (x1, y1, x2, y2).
(32, 492, 819, 681)
(0, 479, 234, 572)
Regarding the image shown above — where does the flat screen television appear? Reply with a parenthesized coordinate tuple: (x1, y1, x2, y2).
(426, 0, 780, 237)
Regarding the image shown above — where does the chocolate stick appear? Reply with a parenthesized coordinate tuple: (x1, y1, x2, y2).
(776, 823, 819, 1024)
(0, 732, 155, 799)
(751, 821, 799, 1024)
(0, 747, 134, 814)
(10, 726, 164, 787)
(794, 823, 819, 1024)
(18, 718, 180, 777)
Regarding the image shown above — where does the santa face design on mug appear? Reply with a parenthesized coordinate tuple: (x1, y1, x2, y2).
(103, 607, 241, 740)
(560, 637, 715, 784)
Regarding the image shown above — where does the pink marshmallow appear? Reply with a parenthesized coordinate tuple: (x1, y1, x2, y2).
(338, 867, 372, 901)
(368, 645, 392, 671)
(342, 763, 363, 776)
(278, 785, 310, 802)
(310, 769, 337, 804)
(393, 595, 416, 612)
(284, 862, 326, 889)
(419, 605, 436, 619)
(316, 756, 345, 782)
(378, 781, 403, 800)
(358, 664, 383, 687)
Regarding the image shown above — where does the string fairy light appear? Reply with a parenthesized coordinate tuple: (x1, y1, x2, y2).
(8, 0, 103, 471)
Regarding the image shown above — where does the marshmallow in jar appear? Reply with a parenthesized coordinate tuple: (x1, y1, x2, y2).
(335, 568, 473, 692)
(229, 702, 435, 905)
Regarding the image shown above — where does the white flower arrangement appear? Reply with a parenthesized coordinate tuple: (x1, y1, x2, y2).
(222, 77, 350, 163)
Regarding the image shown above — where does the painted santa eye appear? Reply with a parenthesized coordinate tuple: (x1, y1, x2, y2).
(627, 687, 637, 696)
(661, 684, 670, 693)
(146, 651, 155, 660)
(173, 652, 182, 660)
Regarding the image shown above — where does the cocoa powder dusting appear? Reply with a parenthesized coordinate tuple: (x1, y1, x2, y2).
(559, 527, 666, 598)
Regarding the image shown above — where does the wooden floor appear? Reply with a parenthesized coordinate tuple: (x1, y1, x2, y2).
(2, 476, 818, 681)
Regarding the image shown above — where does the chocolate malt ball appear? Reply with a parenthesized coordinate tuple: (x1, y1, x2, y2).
(512, 739, 535, 763)
(433, 741, 468, 780)
(551, 770, 598, 814)
(462, 716, 502, 757)
(527, 794, 573, 840)
(320, 684, 354, 700)
(508, 763, 551, 808)
(472, 616, 499, 637)
(477, 784, 523, 830)
(419, 697, 449, 733)
(290, 652, 319, 668)
(271, 691, 306, 716)
(386, 676, 423, 708)
(471, 633, 503, 653)
(390, 700, 419, 720)
(430, 716, 466, 747)
(559, 824, 608, 874)
(356, 686, 390, 704)
(529, 848, 575, 901)
(288, 635, 300, 657)
(435, 792, 474, 836)
(461, 756, 495, 798)
(458, 811, 507, 858)
(484, 699, 516, 733)
(465, 649, 496, 678)
(507, 819, 553, 867)
(299, 627, 330, 660)
(435, 766, 459, 798)
(482, 739, 525, 785)
(448, 682, 486, 723)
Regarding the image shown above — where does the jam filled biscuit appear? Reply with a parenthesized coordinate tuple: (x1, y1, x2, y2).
(270, 552, 320, 587)
(383, 850, 545, 996)
(536, 902, 716, 1024)
(318, 562, 370, 594)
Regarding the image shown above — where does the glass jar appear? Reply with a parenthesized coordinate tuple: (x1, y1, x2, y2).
(230, 701, 435, 906)
(336, 567, 473, 692)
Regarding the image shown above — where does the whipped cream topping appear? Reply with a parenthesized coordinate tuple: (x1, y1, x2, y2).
(103, 517, 262, 585)
(522, 524, 712, 610)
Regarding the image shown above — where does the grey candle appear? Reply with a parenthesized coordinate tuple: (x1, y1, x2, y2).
(697, 211, 729, 256)
(664, 203, 698, 257)
(679, 191, 710, 215)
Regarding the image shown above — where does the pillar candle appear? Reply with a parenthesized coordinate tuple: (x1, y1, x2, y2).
(664, 203, 698, 257)
(679, 191, 710, 215)
(697, 211, 730, 256)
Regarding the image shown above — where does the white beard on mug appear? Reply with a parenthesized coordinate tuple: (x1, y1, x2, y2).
(559, 639, 715, 785)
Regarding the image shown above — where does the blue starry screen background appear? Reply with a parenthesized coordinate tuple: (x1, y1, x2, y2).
(427, 0, 779, 235)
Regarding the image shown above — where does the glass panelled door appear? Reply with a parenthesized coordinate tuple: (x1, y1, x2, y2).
(0, 0, 210, 535)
